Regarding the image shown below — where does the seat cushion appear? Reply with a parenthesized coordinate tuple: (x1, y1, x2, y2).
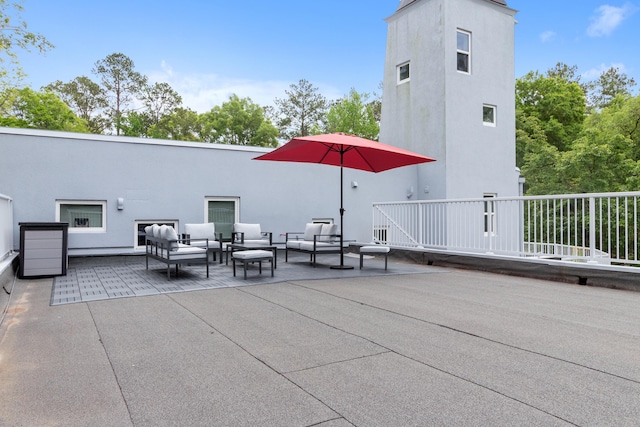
(360, 245, 391, 254)
(234, 223, 262, 240)
(299, 241, 339, 252)
(185, 223, 216, 240)
(303, 223, 323, 241)
(286, 241, 302, 250)
(232, 249, 273, 260)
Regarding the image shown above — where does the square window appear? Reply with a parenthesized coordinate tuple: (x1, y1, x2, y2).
(457, 30, 471, 73)
(397, 62, 410, 84)
(483, 105, 496, 126)
(56, 200, 106, 233)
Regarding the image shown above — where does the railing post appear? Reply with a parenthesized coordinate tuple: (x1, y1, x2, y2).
(589, 196, 597, 263)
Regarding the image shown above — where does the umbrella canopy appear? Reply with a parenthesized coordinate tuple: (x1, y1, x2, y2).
(254, 133, 435, 173)
(254, 133, 436, 269)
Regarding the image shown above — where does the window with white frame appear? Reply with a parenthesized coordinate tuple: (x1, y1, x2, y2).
(56, 200, 106, 233)
(457, 29, 471, 73)
(483, 104, 496, 126)
(483, 194, 497, 235)
(397, 61, 410, 84)
(205, 197, 239, 240)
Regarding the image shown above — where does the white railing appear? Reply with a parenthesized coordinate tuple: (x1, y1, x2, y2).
(373, 192, 640, 266)
(0, 193, 14, 261)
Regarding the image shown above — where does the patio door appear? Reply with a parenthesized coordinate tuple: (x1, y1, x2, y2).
(205, 197, 239, 241)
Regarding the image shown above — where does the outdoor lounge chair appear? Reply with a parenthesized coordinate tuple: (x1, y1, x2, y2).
(232, 223, 273, 246)
(183, 223, 225, 263)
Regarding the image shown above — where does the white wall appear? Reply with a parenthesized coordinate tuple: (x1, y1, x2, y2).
(0, 128, 419, 254)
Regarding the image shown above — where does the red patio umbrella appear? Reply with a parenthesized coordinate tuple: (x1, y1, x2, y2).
(254, 133, 436, 269)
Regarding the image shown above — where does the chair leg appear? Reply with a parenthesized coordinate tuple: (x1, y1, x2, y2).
(233, 259, 237, 277)
(270, 258, 274, 277)
(244, 262, 248, 280)
(384, 253, 388, 270)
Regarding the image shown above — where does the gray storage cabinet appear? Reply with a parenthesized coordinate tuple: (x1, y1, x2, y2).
(19, 222, 68, 278)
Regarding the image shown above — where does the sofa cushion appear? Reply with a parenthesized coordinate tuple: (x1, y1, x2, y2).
(319, 223, 338, 242)
(303, 223, 323, 241)
(185, 223, 216, 240)
(144, 225, 154, 236)
(159, 225, 179, 250)
(151, 224, 161, 237)
(234, 223, 262, 241)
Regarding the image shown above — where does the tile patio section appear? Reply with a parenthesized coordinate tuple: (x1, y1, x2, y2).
(51, 251, 431, 305)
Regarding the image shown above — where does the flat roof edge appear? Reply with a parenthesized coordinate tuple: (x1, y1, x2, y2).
(0, 127, 273, 154)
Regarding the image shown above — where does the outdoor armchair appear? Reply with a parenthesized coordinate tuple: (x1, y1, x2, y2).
(232, 223, 273, 246)
(183, 223, 225, 263)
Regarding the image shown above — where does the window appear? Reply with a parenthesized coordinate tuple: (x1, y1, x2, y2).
(397, 62, 410, 84)
(56, 200, 106, 233)
(457, 30, 471, 73)
(483, 104, 496, 126)
(483, 194, 497, 236)
(134, 220, 178, 249)
(205, 197, 239, 240)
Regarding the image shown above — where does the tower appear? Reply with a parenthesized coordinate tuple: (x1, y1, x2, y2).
(380, 0, 519, 200)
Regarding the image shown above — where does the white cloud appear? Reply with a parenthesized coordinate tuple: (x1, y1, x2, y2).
(539, 31, 556, 42)
(587, 3, 637, 37)
(581, 62, 628, 80)
(147, 61, 343, 113)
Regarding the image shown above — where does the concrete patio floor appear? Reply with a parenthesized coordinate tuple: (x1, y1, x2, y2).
(1, 253, 639, 426)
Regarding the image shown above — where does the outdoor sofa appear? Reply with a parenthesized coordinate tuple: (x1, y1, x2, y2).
(145, 224, 209, 279)
(232, 222, 273, 246)
(285, 222, 343, 267)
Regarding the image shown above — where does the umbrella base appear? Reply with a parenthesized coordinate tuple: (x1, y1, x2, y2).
(330, 264, 355, 270)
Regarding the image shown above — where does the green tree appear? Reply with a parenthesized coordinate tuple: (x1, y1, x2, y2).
(274, 79, 328, 139)
(149, 107, 201, 141)
(516, 71, 586, 152)
(0, 87, 88, 132)
(45, 76, 109, 133)
(0, 0, 53, 87)
(586, 67, 636, 111)
(199, 94, 278, 147)
(324, 88, 379, 140)
(141, 81, 182, 125)
(92, 53, 147, 135)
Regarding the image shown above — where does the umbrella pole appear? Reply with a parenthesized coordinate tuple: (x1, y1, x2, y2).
(331, 153, 354, 270)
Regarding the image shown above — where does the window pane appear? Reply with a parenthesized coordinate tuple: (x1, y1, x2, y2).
(208, 200, 236, 239)
(457, 31, 469, 51)
(60, 204, 103, 228)
(399, 63, 410, 81)
(483, 106, 495, 123)
(457, 52, 469, 72)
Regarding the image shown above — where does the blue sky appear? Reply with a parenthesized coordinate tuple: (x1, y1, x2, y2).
(15, 0, 640, 112)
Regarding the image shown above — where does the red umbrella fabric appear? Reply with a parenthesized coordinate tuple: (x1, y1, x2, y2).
(253, 133, 435, 172)
(254, 133, 436, 269)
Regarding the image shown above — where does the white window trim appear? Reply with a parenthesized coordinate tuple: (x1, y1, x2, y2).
(483, 104, 497, 127)
(56, 200, 107, 233)
(397, 61, 410, 84)
(134, 219, 178, 250)
(457, 29, 471, 74)
(204, 196, 240, 223)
